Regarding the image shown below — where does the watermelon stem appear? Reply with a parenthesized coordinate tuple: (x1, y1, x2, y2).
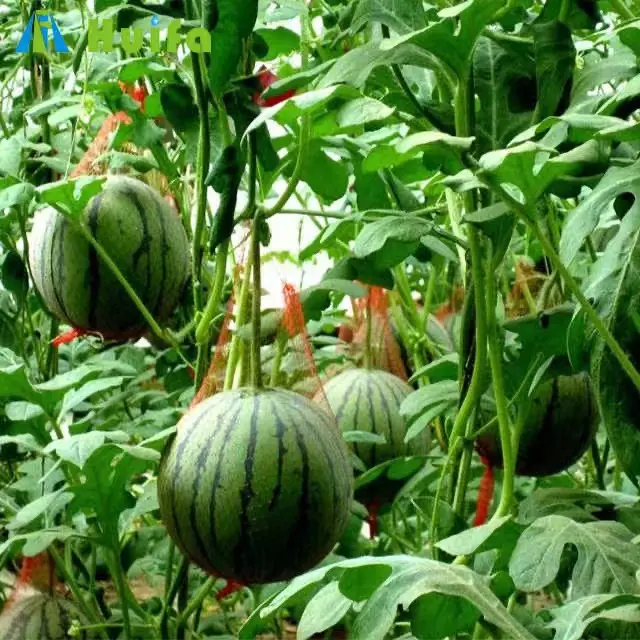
(484, 249, 516, 519)
(194, 240, 230, 348)
(250, 209, 263, 390)
(77, 225, 165, 341)
(190, 41, 212, 314)
(177, 576, 216, 626)
(48, 547, 108, 640)
(364, 290, 373, 370)
(160, 557, 189, 639)
(223, 254, 254, 391)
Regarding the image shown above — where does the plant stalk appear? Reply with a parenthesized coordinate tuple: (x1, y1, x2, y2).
(485, 179, 640, 392)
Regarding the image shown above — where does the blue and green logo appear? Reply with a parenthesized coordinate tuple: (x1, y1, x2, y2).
(16, 11, 69, 54)
(16, 11, 212, 56)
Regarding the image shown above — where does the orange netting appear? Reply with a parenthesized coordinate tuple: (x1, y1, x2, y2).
(70, 111, 132, 178)
(280, 282, 337, 416)
(5, 552, 59, 607)
(191, 293, 236, 408)
(473, 457, 495, 526)
(349, 286, 408, 381)
(190, 241, 248, 406)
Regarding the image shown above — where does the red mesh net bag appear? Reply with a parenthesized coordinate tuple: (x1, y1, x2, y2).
(348, 286, 408, 380)
(190, 249, 249, 408)
(280, 283, 334, 415)
(191, 294, 235, 409)
(5, 552, 60, 608)
(70, 110, 132, 179)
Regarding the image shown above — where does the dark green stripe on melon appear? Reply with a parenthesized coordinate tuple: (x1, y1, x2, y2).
(477, 372, 599, 477)
(157, 388, 353, 584)
(320, 368, 430, 468)
(0, 594, 93, 639)
(29, 176, 190, 338)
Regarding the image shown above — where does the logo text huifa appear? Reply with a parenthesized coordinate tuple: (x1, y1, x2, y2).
(87, 16, 211, 54)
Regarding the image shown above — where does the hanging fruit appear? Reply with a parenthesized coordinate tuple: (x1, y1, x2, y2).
(476, 372, 599, 478)
(29, 176, 190, 339)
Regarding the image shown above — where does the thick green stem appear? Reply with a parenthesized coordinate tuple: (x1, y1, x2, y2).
(485, 252, 515, 519)
(191, 51, 212, 313)
(251, 213, 263, 389)
(160, 556, 189, 639)
(449, 66, 489, 518)
(264, 118, 309, 217)
(270, 331, 288, 387)
(451, 230, 488, 516)
(195, 240, 230, 345)
(224, 255, 254, 390)
(49, 547, 108, 640)
(177, 577, 216, 626)
(109, 547, 132, 640)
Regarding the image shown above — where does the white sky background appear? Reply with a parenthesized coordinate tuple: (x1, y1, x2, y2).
(209, 12, 338, 311)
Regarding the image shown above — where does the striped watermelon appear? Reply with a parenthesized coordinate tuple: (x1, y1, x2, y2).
(29, 176, 189, 338)
(320, 368, 430, 468)
(477, 372, 599, 477)
(157, 388, 353, 584)
(0, 594, 93, 639)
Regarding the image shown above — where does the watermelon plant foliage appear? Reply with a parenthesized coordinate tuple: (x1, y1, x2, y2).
(2, 0, 640, 638)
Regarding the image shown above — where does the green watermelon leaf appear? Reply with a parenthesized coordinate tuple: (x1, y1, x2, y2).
(0, 433, 43, 453)
(509, 515, 640, 598)
(436, 516, 523, 558)
(353, 216, 432, 269)
(245, 86, 361, 136)
(0, 183, 35, 210)
(70, 445, 149, 541)
(582, 174, 640, 483)
(517, 488, 635, 524)
(363, 132, 474, 174)
(248, 556, 536, 640)
(400, 380, 460, 420)
(297, 582, 352, 640)
(410, 592, 481, 640)
(547, 594, 640, 640)
(0, 527, 79, 558)
(351, 0, 427, 34)
(254, 27, 300, 60)
(59, 376, 128, 417)
(532, 21, 576, 123)
(113, 57, 177, 84)
(44, 431, 130, 469)
(560, 159, 640, 265)
(339, 564, 393, 601)
(7, 489, 74, 531)
(36, 176, 105, 218)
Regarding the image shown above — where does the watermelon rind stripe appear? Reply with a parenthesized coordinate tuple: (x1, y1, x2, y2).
(235, 394, 260, 575)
